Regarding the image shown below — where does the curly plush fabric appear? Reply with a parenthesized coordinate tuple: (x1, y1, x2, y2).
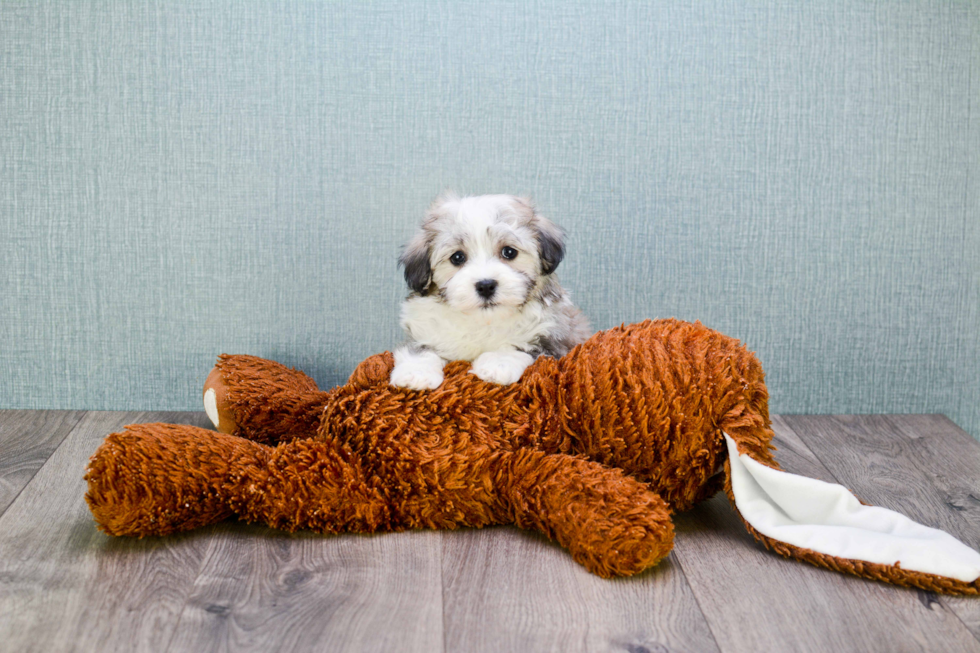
(85, 319, 980, 593)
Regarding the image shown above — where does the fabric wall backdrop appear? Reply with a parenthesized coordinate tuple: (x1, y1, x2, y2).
(2, 1, 978, 439)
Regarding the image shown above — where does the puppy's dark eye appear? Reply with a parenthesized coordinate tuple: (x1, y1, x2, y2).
(501, 246, 518, 260)
(449, 251, 467, 266)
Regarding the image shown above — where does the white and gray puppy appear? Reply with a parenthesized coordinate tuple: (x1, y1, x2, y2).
(390, 192, 591, 390)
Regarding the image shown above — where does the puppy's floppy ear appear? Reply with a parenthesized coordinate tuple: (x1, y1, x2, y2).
(532, 214, 566, 275)
(399, 231, 432, 294)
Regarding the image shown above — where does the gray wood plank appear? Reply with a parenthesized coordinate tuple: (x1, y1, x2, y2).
(441, 525, 720, 653)
(0, 410, 217, 653)
(165, 527, 443, 653)
(783, 414, 980, 644)
(4, 411, 978, 652)
(668, 415, 980, 653)
(883, 415, 980, 643)
(0, 409, 85, 516)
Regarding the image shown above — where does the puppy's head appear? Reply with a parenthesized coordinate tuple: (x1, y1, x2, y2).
(400, 193, 566, 311)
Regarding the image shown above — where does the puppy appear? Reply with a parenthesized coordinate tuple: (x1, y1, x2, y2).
(390, 193, 591, 390)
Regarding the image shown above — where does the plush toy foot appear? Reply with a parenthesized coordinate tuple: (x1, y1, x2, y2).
(202, 354, 334, 445)
(500, 450, 675, 577)
(85, 423, 270, 536)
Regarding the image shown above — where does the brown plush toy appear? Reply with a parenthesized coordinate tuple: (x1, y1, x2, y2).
(85, 319, 980, 593)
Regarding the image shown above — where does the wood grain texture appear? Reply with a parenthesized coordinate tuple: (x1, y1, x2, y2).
(667, 415, 980, 653)
(3, 411, 980, 652)
(783, 414, 980, 645)
(0, 409, 85, 517)
(442, 526, 719, 653)
(166, 527, 443, 653)
(0, 411, 217, 653)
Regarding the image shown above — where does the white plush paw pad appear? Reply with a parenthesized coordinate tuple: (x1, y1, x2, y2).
(203, 387, 220, 428)
(470, 350, 534, 385)
(390, 349, 446, 390)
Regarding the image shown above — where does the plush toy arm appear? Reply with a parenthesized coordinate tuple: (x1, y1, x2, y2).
(86, 423, 391, 537)
(492, 450, 676, 578)
(203, 354, 335, 445)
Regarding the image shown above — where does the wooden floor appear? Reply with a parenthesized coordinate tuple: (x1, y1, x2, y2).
(0, 411, 978, 652)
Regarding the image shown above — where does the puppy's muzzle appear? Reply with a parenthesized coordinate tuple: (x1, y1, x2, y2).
(475, 279, 498, 300)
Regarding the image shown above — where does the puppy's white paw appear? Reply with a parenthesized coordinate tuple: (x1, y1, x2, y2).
(470, 350, 535, 385)
(390, 365, 444, 390)
(390, 348, 446, 390)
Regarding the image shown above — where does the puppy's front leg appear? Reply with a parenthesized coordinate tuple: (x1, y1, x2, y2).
(390, 346, 446, 390)
(470, 349, 535, 385)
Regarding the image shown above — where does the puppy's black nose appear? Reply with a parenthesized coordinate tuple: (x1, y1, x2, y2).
(475, 279, 498, 299)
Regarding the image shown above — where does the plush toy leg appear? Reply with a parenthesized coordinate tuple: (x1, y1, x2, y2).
(86, 423, 270, 536)
(229, 436, 392, 533)
(203, 354, 335, 445)
(723, 434, 980, 595)
(494, 450, 676, 578)
(86, 422, 392, 537)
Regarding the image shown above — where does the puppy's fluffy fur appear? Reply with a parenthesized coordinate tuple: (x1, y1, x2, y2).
(391, 193, 591, 390)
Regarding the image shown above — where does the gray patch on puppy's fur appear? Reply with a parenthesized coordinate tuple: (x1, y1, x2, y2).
(392, 192, 592, 388)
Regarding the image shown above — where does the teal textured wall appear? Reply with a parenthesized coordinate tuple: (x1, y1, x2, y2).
(2, 1, 978, 439)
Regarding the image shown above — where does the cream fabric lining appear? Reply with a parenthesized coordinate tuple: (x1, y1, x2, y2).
(204, 388, 219, 429)
(724, 434, 980, 583)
